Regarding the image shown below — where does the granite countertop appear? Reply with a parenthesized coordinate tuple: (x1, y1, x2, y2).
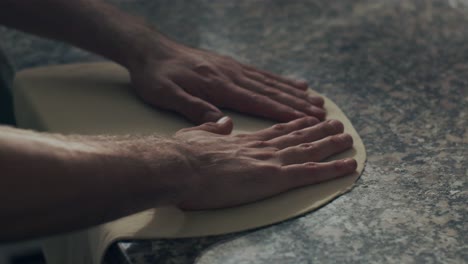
(1, 0, 466, 263)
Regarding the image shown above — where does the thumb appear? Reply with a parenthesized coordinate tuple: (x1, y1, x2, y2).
(180, 116, 233, 135)
(172, 91, 224, 124)
(144, 81, 224, 125)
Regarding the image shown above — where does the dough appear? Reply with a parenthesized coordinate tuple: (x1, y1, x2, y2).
(13, 63, 366, 264)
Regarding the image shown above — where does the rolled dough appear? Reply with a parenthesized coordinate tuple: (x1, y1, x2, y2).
(13, 63, 366, 264)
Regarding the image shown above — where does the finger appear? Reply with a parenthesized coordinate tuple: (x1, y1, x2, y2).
(177, 116, 233, 135)
(243, 116, 319, 141)
(235, 77, 326, 119)
(242, 70, 324, 106)
(152, 82, 224, 124)
(172, 68, 225, 104)
(242, 64, 309, 91)
(267, 119, 344, 149)
(278, 134, 354, 165)
(281, 159, 357, 188)
(223, 83, 306, 122)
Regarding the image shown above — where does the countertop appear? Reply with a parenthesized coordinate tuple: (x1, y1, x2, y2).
(1, 0, 466, 263)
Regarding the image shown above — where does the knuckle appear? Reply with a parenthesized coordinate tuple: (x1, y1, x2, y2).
(235, 133, 249, 139)
(264, 78, 278, 87)
(253, 150, 277, 160)
(248, 140, 270, 148)
(235, 148, 249, 156)
(223, 65, 242, 78)
(291, 130, 303, 137)
(302, 116, 319, 125)
(193, 63, 216, 74)
(302, 143, 320, 159)
(267, 146, 280, 152)
(304, 162, 320, 171)
(262, 163, 282, 175)
(250, 93, 260, 102)
(272, 124, 287, 131)
(206, 76, 225, 87)
(251, 93, 267, 103)
(300, 143, 313, 149)
(263, 88, 281, 97)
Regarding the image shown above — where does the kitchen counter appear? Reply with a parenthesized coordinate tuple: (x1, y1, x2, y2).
(1, 0, 466, 263)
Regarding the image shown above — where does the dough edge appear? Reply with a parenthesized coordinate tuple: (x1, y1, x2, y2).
(13, 63, 366, 264)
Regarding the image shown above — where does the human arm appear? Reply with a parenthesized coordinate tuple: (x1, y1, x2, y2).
(0, 0, 325, 124)
(0, 126, 185, 241)
(0, 116, 356, 241)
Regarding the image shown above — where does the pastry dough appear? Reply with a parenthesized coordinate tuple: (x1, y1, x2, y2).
(13, 63, 366, 264)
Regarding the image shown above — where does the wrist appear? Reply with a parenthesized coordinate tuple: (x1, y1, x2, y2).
(67, 137, 147, 217)
(123, 29, 184, 73)
(106, 136, 196, 210)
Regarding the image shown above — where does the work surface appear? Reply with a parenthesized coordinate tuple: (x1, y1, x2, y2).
(1, 0, 466, 263)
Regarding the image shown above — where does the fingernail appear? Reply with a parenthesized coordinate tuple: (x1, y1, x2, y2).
(203, 111, 223, 122)
(308, 95, 324, 106)
(306, 116, 319, 125)
(216, 116, 230, 124)
(338, 134, 349, 140)
(310, 107, 326, 118)
(344, 159, 357, 168)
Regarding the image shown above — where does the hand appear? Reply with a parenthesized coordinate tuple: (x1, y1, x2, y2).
(129, 38, 325, 124)
(173, 116, 356, 210)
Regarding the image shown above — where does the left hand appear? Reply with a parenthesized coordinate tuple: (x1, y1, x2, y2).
(171, 116, 355, 209)
(129, 38, 325, 124)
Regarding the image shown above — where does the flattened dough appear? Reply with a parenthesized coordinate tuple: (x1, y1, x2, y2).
(13, 63, 366, 264)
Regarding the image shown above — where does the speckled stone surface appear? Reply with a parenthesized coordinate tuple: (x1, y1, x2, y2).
(1, 0, 467, 263)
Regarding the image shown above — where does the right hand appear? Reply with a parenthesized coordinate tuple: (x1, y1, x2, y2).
(173, 116, 357, 210)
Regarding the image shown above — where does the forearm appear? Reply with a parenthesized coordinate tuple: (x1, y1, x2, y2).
(0, 0, 174, 69)
(0, 126, 187, 242)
